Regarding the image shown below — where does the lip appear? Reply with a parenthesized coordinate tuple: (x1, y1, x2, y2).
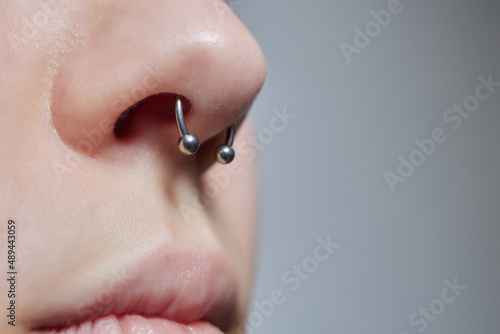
(29, 238, 238, 334)
(33, 315, 224, 334)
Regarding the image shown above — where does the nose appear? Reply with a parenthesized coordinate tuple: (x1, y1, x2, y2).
(51, 0, 266, 160)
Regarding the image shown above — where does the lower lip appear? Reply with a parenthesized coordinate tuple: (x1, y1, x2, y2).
(32, 314, 223, 334)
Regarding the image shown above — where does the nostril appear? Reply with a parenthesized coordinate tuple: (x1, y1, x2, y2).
(112, 93, 192, 139)
(113, 102, 140, 138)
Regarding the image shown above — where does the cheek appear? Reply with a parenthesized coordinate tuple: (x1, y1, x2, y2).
(0, 57, 58, 219)
(0, 1, 94, 60)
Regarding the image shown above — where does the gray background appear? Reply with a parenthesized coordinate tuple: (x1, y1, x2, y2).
(232, 0, 500, 333)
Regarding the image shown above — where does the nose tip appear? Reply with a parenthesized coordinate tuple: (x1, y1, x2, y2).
(50, 0, 266, 156)
(154, 2, 267, 143)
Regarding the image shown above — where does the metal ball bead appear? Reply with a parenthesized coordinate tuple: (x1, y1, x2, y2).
(178, 134, 200, 155)
(215, 145, 235, 164)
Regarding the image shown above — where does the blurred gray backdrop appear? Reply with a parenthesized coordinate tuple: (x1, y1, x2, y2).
(232, 0, 500, 333)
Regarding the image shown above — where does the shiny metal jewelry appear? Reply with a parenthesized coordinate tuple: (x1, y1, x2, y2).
(175, 95, 235, 164)
(215, 124, 235, 164)
(175, 95, 200, 155)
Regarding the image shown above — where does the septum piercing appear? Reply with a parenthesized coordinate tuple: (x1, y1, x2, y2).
(175, 95, 200, 155)
(215, 124, 235, 164)
(175, 95, 236, 164)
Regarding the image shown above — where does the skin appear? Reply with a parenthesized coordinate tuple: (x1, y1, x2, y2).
(0, 0, 266, 333)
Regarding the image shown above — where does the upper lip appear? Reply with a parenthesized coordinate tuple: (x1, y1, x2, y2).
(31, 236, 238, 332)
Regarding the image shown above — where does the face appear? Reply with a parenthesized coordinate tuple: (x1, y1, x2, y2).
(0, 1, 266, 333)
